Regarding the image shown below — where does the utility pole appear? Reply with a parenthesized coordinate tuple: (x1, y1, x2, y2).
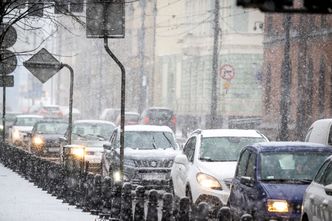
(138, 0, 147, 114)
(210, 0, 220, 128)
(151, 0, 157, 107)
(279, 14, 291, 141)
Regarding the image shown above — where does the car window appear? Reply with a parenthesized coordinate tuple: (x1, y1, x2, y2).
(322, 163, 332, 186)
(124, 131, 176, 150)
(72, 123, 115, 140)
(246, 152, 257, 179)
(183, 137, 196, 162)
(304, 127, 312, 142)
(110, 130, 118, 149)
(260, 152, 332, 181)
(314, 160, 331, 184)
(35, 122, 68, 134)
(199, 136, 265, 162)
(236, 149, 250, 177)
(328, 126, 332, 146)
(16, 117, 41, 126)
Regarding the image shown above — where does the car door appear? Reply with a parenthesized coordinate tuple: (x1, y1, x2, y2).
(229, 149, 251, 220)
(320, 162, 332, 221)
(175, 136, 197, 197)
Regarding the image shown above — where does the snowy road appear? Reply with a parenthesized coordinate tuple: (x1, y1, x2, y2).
(0, 163, 98, 221)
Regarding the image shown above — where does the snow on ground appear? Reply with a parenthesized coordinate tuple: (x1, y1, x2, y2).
(0, 163, 98, 221)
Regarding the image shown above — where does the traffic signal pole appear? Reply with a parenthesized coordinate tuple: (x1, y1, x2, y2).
(2, 80, 5, 141)
(103, 37, 125, 184)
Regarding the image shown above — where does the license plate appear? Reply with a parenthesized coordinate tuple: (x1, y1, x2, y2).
(142, 173, 166, 180)
(48, 147, 59, 152)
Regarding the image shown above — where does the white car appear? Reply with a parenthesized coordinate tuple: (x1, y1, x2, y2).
(305, 118, 332, 146)
(170, 129, 268, 214)
(301, 155, 332, 221)
(9, 114, 43, 146)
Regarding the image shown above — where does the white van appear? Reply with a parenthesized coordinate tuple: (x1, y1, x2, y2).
(305, 119, 332, 146)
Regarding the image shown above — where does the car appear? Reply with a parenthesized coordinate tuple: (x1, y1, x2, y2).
(8, 114, 43, 146)
(29, 104, 63, 119)
(140, 107, 176, 132)
(0, 112, 22, 139)
(27, 119, 68, 156)
(60, 120, 116, 173)
(100, 108, 120, 123)
(170, 129, 268, 215)
(228, 142, 332, 221)
(59, 106, 81, 121)
(301, 155, 332, 221)
(115, 111, 140, 126)
(305, 118, 332, 146)
(101, 125, 180, 190)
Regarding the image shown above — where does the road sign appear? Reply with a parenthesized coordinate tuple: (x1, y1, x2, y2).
(0, 75, 14, 87)
(0, 25, 17, 48)
(23, 48, 62, 83)
(86, 0, 125, 38)
(0, 50, 17, 75)
(219, 64, 235, 81)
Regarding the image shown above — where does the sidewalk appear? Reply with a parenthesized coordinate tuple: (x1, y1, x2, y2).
(0, 163, 98, 221)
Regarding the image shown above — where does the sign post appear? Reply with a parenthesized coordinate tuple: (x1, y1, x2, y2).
(23, 48, 74, 144)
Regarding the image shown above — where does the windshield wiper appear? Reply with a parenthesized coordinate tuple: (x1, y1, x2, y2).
(162, 132, 174, 148)
(199, 157, 215, 162)
(152, 136, 157, 149)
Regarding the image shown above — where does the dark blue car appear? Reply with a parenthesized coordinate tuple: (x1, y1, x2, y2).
(228, 142, 332, 221)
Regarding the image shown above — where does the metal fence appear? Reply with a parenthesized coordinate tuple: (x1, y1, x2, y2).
(0, 142, 253, 221)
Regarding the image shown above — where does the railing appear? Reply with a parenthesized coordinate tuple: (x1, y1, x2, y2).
(0, 142, 253, 221)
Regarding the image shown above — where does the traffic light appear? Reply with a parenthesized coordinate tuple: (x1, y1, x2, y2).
(70, 0, 84, 13)
(54, 0, 69, 14)
(86, 0, 125, 38)
(28, 0, 44, 17)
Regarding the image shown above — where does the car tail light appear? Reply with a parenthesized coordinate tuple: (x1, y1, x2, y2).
(143, 116, 149, 124)
(171, 115, 176, 125)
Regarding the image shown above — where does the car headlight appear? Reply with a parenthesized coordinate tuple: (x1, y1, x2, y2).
(70, 146, 86, 159)
(0, 124, 3, 130)
(267, 199, 289, 213)
(196, 172, 222, 190)
(32, 136, 44, 146)
(13, 129, 20, 140)
(113, 171, 122, 183)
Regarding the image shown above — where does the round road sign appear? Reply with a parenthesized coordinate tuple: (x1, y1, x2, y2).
(0, 24, 17, 48)
(0, 50, 17, 75)
(219, 64, 235, 81)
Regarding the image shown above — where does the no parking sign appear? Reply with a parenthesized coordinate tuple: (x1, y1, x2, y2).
(219, 64, 235, 81)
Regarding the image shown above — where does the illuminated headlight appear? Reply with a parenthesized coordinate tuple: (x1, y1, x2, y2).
(267, 199, 289, 213)
(70, 146, 86, 159)
(113, 171, 122, 183)
(196, 172, 222, 190)
(0, 124, 3, 130)
(13, 129, 20, 140)
(32, 136, 44, 146)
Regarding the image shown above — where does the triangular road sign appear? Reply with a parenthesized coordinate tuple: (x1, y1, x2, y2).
(23, 48, 62, 83)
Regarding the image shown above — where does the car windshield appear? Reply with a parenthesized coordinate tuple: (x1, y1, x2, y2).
(35, 122, 68, 134)
(199, 137, 266, 161)
(260, 152, 332, 181)
(124, 131, 176, 150)
(72, 123, 115, 140)
(15, 117, 41, 126)
(43, 106, 60, 112)
(148, 109, 173, 120)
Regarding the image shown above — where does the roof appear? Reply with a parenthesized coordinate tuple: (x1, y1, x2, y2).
(197, 129, 266, 138)
(74, 120, 115, 126)
(250, 141, 332, 153)
(121, 125, 174, 133)
(16, 114, 43, 118)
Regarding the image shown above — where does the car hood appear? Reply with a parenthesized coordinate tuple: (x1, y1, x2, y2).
(72, 140, 107, 149)
(261, 182, 308, 202)
(13, 126, 33, 132)
(36, 134, 63, 140)
(117, 148, 180, 160)
(197, 161, 237, 180)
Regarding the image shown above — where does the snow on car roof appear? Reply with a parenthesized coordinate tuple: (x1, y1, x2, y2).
(200, 129, 265, 138)
(16, 114, 43, 118)
(123, 125, 174, 132)
(252, 141, 332, 152)
(74, 119, 115, 125)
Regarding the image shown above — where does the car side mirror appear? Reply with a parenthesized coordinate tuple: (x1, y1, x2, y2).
(174, 154, 188, 165)
(59, 137, 67, 143)
(324, 184, 332, 196)
(240, 176, 255, 187)
(103, 143, 112, 150)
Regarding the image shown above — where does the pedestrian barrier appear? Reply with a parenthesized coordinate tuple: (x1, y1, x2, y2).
(0, 142, 251, 221)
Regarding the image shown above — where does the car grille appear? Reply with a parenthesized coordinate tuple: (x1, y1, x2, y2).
(135, 159, 173, 168)
(45, 140, 60, 147)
